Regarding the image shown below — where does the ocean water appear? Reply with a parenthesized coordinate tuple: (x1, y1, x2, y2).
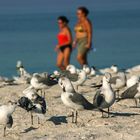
(0, 1, 140, 77)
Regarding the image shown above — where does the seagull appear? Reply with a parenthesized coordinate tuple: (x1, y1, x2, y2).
(71, 70, 87, 91)
(119, 83, 140, 107)
(83, 64, 91, 75)
(91, 72, 126, 91)
(13, 60, 31, 84)
(99, 65, 118, 74)
(0, 76, 14, 87)
(18, 88, 47, 125)
(58, 77, 94, 124)
(16, 60, 31, 78)
(52, 69, 87, 91)
(126, 75, 140, 88)
(110, 72, 126, 90)
(66, 64, 77, 74)
(126, 65, 140, 73)
(93, 73, 116, 117)
(83, 65, 96, 77)
(0, 101, 17, 137)
(30, 73, 57, 97)
(89, 66, 96, 77)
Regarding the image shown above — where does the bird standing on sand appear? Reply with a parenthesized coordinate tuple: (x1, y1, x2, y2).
(18, 88, 47, 125)
(53, 68, 87, 91)
(30, 73, 57, 97)
(83, 64, 91, 75)
(126, 65, 140, 73)
(14, 60, 31, 84)
(83, 64, 96, 77)
(99, 65, 118, 74)
(119, 82, 140, 107)
(66, 64, 78, 74)
(91, 72, 126, 99)
(71, 70, 87, 91)
(93, 73, 116, 117)
(110, 72, 126, 90)
(59, 77, 94, 124)
(126, 75, 140, 88)
(16, 60, 31, 78)
(0, 101, 17, 137)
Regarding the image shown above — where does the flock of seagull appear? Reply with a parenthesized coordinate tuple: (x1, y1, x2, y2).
(0, 60, 140, 137)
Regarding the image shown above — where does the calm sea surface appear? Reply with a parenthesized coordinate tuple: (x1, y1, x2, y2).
(0, 1, 140, 77)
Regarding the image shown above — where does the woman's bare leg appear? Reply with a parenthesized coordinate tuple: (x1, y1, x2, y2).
(63, 48, 71, 69)
(77, 53, 88, 66)
(57, 51, 65, 70)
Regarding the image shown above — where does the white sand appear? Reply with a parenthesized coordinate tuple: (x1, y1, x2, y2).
(0, 73, 140, 140)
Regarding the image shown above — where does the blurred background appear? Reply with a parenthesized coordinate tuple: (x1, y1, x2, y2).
(0, 0, 140, 77)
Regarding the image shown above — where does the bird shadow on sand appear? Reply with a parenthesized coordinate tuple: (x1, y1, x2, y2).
(21, 126, 38, 133)
(54, 96, 61, 99)
(48, 116, 68, 125)
(108, 111, 140, 117)
(130, 106, 140, 108)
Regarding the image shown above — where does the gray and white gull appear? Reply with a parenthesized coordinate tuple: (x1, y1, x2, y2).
(13, 60, 31, 84)
(0, 101, 17, 137)
(99, 65, 118, 74)
(119, 82, 140, 107)
(126, 75, 140, 88)
(58, 77, 94, 123)
(93, 73, 116, 117)
(30, 73, 57, 97)
(18, 86, 47, 125)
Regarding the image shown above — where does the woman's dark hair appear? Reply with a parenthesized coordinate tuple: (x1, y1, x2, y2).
(57, 16, 69, 24)
(78, 6, 89, 16)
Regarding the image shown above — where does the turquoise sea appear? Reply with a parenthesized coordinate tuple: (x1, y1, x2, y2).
(0, 0, 140, 77)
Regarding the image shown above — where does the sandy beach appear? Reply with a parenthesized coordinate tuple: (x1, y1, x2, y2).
(0, 0, 139, 139)
(0, 72, 140, 140)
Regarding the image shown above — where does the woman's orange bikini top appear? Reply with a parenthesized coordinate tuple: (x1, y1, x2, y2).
(57, 33, 69, 46)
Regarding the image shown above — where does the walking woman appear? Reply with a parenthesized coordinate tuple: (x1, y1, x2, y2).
(55, 16, 72, 70)
(73, 7, 92, 66)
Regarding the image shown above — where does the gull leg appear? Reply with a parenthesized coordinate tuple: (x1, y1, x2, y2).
(77, 86, 79, 92)
(74, 85, 78, 92)
(38, 117, 40, 124)
(72, 111, 74, 123)
(101, 111, 104, 118)
(115, 90, 120, 101)
(100, 109, 104, 118)
(134, 98, 138, 107)
(75, 111, 78, 124)
(107, 108, 110, 118)
(3, 127, 6, 137)
(31, 112, 33, 125)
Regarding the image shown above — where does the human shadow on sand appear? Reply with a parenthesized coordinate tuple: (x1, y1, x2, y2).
(21, 126, 38, 133)
(48, 116, 68, 125)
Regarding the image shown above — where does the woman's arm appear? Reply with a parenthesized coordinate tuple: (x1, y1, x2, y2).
(85, 19, 92, 49)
